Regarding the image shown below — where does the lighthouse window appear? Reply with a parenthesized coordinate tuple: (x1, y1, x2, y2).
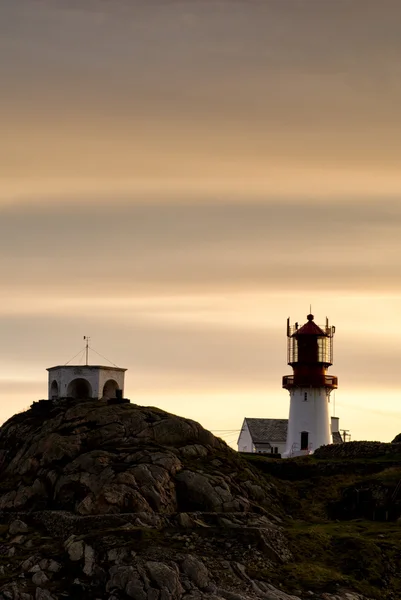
(304, 392, 308, 401)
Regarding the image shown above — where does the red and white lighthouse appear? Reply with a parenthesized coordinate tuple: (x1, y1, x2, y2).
(282, 313, 338, 457)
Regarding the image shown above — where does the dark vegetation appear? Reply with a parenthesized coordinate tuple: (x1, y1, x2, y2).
(243, 449, 401, 599)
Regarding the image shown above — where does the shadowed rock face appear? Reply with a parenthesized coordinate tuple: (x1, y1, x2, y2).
(0, 399, 275, 516)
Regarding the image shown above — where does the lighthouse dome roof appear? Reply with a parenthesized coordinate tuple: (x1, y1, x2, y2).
(292, 315, 328, 337)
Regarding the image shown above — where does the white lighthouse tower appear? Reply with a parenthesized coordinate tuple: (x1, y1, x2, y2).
(282, 313, 338, 457)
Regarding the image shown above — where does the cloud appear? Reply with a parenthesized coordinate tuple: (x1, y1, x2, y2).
(2, 0, 401, 190)
(0, 199, 400, 300)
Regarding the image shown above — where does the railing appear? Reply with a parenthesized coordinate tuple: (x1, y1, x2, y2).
(289, 443, 313, 457)
(289, 443, 299, 458)
(282, 374, 338, 389)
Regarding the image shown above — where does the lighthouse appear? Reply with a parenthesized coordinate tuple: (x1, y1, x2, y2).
(282, 313, 338, 457)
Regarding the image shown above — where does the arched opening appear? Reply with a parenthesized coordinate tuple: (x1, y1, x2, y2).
(67, 378, 92, 400)
(50, 380, 58, 400)
(102, 379, 120, 399)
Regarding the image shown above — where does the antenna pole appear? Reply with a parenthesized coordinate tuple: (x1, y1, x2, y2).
(84, 336, 90, 366)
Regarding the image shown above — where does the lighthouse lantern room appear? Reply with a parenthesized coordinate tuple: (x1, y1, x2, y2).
(282, 313, 338, 457)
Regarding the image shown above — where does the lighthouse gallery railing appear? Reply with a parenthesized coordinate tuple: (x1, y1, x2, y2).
(282, 374, 338, 389)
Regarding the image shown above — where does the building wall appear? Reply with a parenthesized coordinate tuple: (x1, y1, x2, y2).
(48, 367, 100, 399)
(98, 368, 125, 398)
(254, 441, 286, 455)
(48, 366, 125, 400)
(284, 387, 331, 457)
(271, 441, 286, 455)
(237, 420, 253, 453)
(331, 416, 339, 433)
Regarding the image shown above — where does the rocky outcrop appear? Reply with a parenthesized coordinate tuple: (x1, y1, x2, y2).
(314, 440, 401, 460)
(0, 399, 276, 516)
(0, 399, 375, 600)
(0, 514, 368, 600)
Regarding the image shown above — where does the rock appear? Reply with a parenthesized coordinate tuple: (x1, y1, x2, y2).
(175, 471, 225, 512)
(67, 540, 84, 562)
(12, 480, 47, 510)
(106, 566, 136, 592)
(35, 590, 57, 600)
(9, 520, 28, 535)
(0, 398, 380, 600)
(47, 560, 61, 573)
(216, 589, 250, 600)
(32, 571, 49, 586)
(83, 544, 95, 576)
(29, 565, 41, 574)
(176, 513, 194, 528)
(21, 557, 37, 572)
(107, 547, 129, 564)
(315, 440, 401, 460)
(126, 581, 147, 600)
(0, 399, 272, 516)
(181, 556, 209, 589)
(146, 562, 182, 596)
(10, 535, 25, 545)
(179, 445, 208, 458)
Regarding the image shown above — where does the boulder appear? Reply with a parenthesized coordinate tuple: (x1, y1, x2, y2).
(146, 562, 182, 597)
(181, 556, 209, 589)
(9, 520, 28, 535)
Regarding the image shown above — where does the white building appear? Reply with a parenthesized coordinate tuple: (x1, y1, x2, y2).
(237, 418, 288, 455)
(237, 416, 343, 456)
(47, 365, 126, 400)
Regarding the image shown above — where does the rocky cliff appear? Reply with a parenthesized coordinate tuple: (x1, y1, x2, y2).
(0, 399, 379, 600)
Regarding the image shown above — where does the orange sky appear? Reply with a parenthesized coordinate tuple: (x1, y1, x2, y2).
(1, 0, 401, 445)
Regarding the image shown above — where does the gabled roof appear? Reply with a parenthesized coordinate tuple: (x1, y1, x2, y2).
(241, 418, 343, 446)
(244, 418, 288, 443)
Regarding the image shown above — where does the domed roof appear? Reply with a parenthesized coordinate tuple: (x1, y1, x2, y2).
(292, 314, 327, 336)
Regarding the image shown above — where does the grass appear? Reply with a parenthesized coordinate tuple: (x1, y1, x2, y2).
(241, 453, 401, 598)
(264, 520, 401, 598)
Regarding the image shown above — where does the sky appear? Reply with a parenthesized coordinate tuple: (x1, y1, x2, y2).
(1, 0, 401, 446)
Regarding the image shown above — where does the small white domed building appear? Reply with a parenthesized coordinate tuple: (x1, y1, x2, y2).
(47, 365, 126, 400)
